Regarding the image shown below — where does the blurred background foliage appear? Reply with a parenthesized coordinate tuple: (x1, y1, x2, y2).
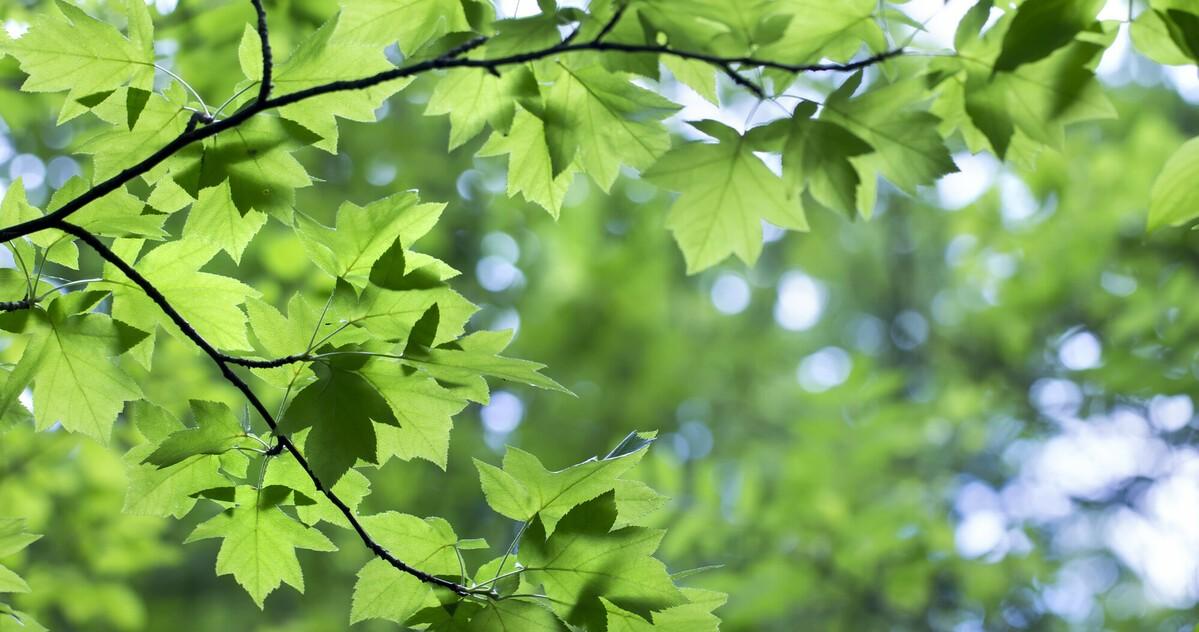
(4, 0, 1199, 630)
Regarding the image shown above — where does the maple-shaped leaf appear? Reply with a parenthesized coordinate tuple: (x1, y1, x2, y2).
(475, 432, 652, 535)
(335, 281, 476, 348)
(758, 0, 885, 65)
(603, 592, 723, 632)
(479, 107, 579, 217)
(49, 177, 168, 240)
(168, 115, 312, 220)
(295, 191, 443, 288)
(0, 1, 153, 120)
(335, 0, 471, 55)
(425, 68, 523, 150)
(123, 451, 231, 518)
(545, 63, 680, 191)
(358, 358, 469, 468)
(143, 400, 254, 468)
(0, 178, 75, 269)
(182, 182, 267, 263)
(643, 120, 807, 273)
(405, 329, 570, 403)
(243, 294, 329, 389)
(520, 493, 685, 629)
(262, 452, 371, 529)
(186, 486, 337, 608)
(821, 76, 957, 194)
(0, 297, 147, 442)
(450, 599, 569, 631)
(279, 355, 396, 484)
(766, 105, 873, 218)
(993, 0, 1105, 72)
(240, 19, 409, 153)
(349, 512, 462, 625)
(106, 238, 259, 350)
(78, 84, 191, 181)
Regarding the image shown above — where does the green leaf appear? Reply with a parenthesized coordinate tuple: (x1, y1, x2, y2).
(0, 1, 153, 113)
(335, 0, 471, 54)
(279, 356, 396, 484)
(758, 0, 885, 65)
(1148, 137, 1199, 230)
(822, 78, 957, 193)
(124, 451, 231, 518)
(359, 358, 470, 468)
(476, 435, 651, 535)
(342, 282, 476, 347)
(457, 600, 568, 631)
(0, 520, 40, 558)
(479, 108, 579, 217)
(168, 115, 312, 220)
(295, 192, 444, 288)
(79, 84, 190, 181)
(0, 520, 37, 597)
(1131, 4, 1195, 66)
(349, 513, 461, 625)
(603, 597, 721, 632)
(54, 178, 169, 240)
(0, 605, 45, 632)
(773, 111, 873, 217)
(425, 69, 521, 150)
(107, 238, 259, 350)
(520, 493, 685, 628)
(643, 120, 806, 273)
(262, 453, 372, 529)
(405, 329, 571, 400)
(0, 566, 28, 594)
(993, 0, 1105, 72)
(143, 400, 252, 468)
(183, 182, 268, 264)
(9, 302, 147, 442)
(1161, 8, 1199, 61)
(186, 486, 337, 608)
(545, 63, 680, 191)
(242, 19, 409, 152)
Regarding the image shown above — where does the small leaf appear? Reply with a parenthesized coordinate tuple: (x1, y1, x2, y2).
(1148, 137, 1199, 230)
(143, 400, 253, 468)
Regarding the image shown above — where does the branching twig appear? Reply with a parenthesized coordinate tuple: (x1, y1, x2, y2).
(53, 221, 478, 598)
(0, 6, 904, 601)
(0, 39, 901, 244)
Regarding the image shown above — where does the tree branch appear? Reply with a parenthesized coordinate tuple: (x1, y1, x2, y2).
(248, 0, 273, 103)
(0, 20, 904, 602)
(0, 38, 902, 244)
(53, 221, 479, 598)
(0, 297, 33, 312)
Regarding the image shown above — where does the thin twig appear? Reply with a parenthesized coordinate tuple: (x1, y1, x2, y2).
(591, 4, 627, 44)
(248, 0, 273, 103)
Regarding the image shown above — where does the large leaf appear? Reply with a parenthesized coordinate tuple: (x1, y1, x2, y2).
(186, 486, 337, 608)
(643, 120, 806, 272)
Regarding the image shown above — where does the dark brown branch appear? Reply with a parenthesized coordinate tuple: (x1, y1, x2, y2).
(0, 297, 33, 312)
(217, 351, 314, 368)
(249, 0, 273, 103)
(0, 40, 902, 244)
(54, 221, 478, 598)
